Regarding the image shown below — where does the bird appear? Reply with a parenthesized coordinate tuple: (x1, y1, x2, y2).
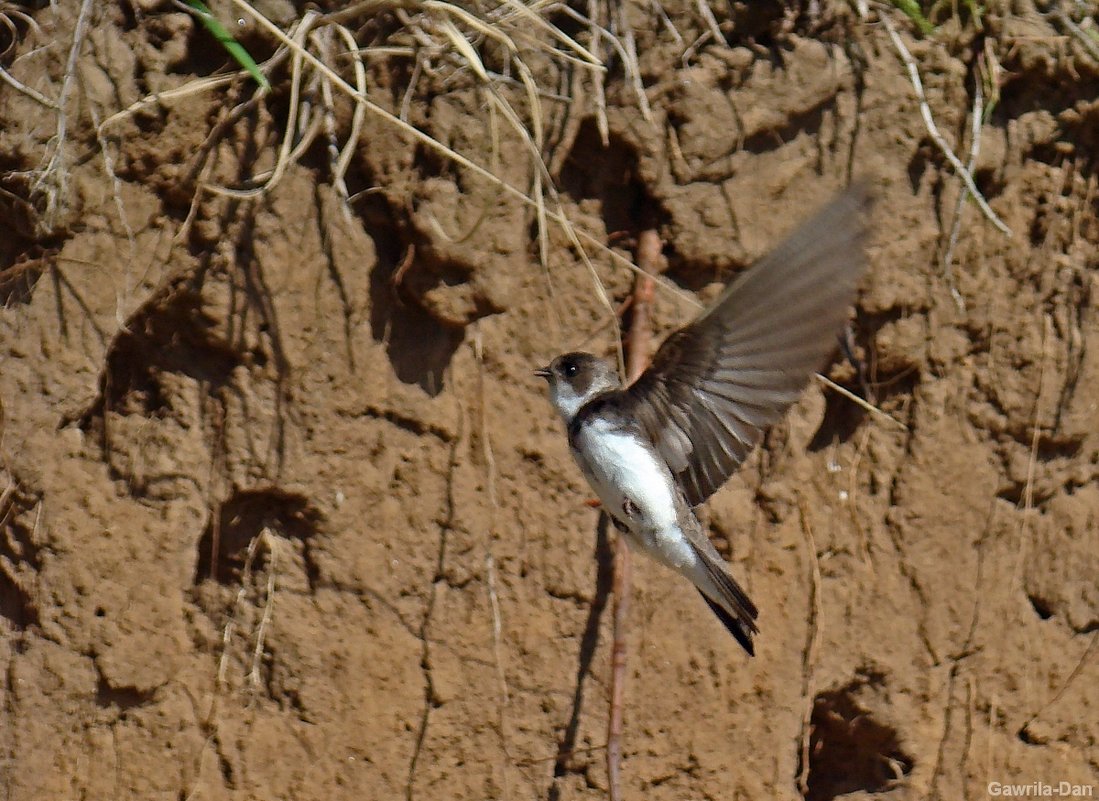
(535, 186, 871, 655)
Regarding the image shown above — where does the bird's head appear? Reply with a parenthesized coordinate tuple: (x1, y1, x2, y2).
(535, 352, 620, 423)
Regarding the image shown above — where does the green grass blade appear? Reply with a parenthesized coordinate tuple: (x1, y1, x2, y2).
(184, 0, 270, 91)
(890, 0, 935, 35)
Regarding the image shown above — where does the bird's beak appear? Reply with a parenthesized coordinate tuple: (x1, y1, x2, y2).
(534, 366, 551, 380)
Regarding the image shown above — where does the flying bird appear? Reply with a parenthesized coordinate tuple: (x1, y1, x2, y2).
(535, 187, 871, 655)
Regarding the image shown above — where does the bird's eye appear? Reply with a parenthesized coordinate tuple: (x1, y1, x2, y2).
(563, 361, 579, 378)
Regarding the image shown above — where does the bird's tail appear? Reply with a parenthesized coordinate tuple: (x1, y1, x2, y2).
(695, 550, 759, 656)
(699, 589, 758, 656)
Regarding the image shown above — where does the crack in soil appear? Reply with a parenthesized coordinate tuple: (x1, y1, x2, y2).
(406, 412, 465, 801)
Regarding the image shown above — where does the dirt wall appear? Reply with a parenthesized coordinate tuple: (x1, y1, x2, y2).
(0, 1, 1096, 800)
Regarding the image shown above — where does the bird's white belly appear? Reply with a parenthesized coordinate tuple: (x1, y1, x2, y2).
(572, 420, 680, 537)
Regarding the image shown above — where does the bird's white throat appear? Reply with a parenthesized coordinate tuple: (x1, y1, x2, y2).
(549, 382, 593, 424)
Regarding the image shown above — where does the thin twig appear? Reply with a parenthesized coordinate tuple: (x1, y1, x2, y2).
(616, 4, 653, 124)
(1047, 4, 1099, 63)
(218, 530, 264, 690)
(814, 373, 908, 430)
(248, 530, 278, 691)
(55, 0, 94, 154)
(332, 23, 367, 202)
(626, 230, 662, 382)
(87, 102, 140, 327)
(431, 15, 554, 269)
(695, 0, 723, 43)
(586, 0, 609, 145)
(98, 74, 240, 133)
(606, 228, 663, 801)
(205, 11, 320, 199)
(607, 533, 630, 801)
(1018, 631, 1099, 741)
(0, 63, 58, 108)
(548, 0, 653, 126)
(1013, 315, 1053, 586)
(317, 29, 346, 206)
(494, 0, 602, 65)
(942, 63, 985, 311)
(33, 0, 93, 231)
(880, 11, 1011, 236)
(649, 0, 683, 45)
(485, 554, 508, 705)
(176, 90, 254, 242)
(680, 31, 714, 68)
(1, 4, 41, 38)
(319, 0, 424, 27)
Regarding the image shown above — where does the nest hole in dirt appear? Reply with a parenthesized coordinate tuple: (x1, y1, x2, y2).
(800, 677, 914, 801)
(194, 488, 323, 586)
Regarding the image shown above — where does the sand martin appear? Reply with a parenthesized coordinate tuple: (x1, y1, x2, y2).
(535, 187, 870, 655)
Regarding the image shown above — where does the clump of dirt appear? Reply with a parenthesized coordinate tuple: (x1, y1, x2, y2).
(1, 1, 1097, 800)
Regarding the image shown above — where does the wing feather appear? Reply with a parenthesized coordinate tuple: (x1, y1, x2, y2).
(619, 186, 871, 506)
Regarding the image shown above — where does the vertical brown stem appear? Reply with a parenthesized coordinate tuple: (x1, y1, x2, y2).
(607, 228, 664, 801)
(607, 534, 631, 801)
(626, 230, 661, 382)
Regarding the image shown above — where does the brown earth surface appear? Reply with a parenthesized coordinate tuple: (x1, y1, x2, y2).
(1, 1, 1097, 800)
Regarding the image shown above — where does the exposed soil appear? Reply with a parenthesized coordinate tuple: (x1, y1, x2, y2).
(1, 1, 1097, 800)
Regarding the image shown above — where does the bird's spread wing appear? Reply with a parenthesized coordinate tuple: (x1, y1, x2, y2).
(620, 186, 872, 507)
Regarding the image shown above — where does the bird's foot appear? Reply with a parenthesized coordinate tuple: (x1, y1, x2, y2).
(610, 516, 631, 533)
